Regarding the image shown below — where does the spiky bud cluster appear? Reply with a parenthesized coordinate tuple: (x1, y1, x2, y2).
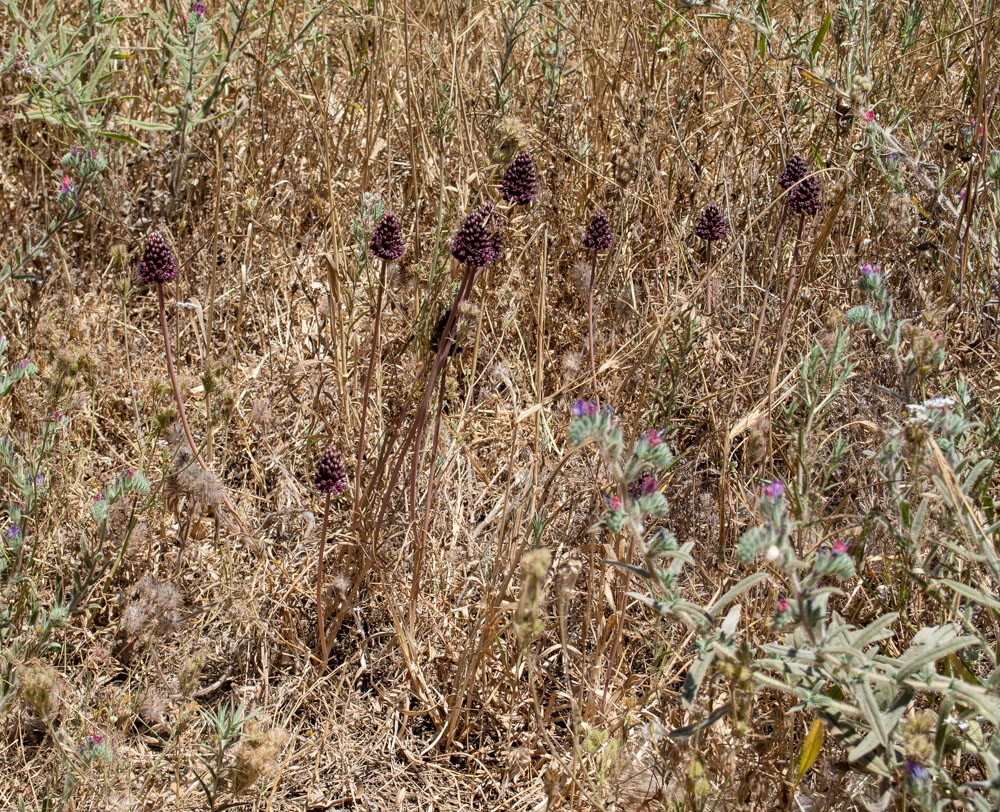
(777, 154, 808, 190)
(136, 232, 178, 284)
(500, 150, 538, 205)
(582, 209, 613, 252)
(694, 204, 729, 242)
(451, 203, 503, 268)
(369, 211, 406, 261)
(313, 446, 347, 495)
(787, 173, 822, 216)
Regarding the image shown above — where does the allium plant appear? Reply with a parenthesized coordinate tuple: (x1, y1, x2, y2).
(693, 203, 728, 315)
(500, 150, 538, 205)
(135, 232, 248, 540)
(354, 212, 405, 525)
(582, 209, 613, 396)
(313, 445, 347, 670)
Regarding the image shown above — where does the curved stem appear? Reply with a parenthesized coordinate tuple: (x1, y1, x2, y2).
(316, 491, 331, 670)
(157, 284, 249, 539)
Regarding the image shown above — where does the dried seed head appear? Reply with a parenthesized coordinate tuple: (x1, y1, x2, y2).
(693, 204, 729, 242)
(136, 232, 178, 284)
(313, 446, 347, 495)
(368, 211, 406, 261)
(582, 209, 613, 252)
(451, 203, 504, 268)
(18, 663, 61, 718)
(500, 150, 538, 205)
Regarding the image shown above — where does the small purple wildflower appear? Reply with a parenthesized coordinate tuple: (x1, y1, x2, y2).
(59, 176, 74, 196)
(6, 524, 18, 539)
(861, 262, 881, 277)
(830, 539, 848, 558)
(777, 597, 790, 612)
(763, 480, 785, 501)
(571, 398, 598, 418)
(191, 2, 205, 14)
(645, 429, 662, 446)
(904, 759, 930, 782)
(35, 473, 44, 485)
(605, 495, 621, 511)
(582, 209, 613, 252)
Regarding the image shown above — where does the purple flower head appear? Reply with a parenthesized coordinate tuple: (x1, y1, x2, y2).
(605, 494, 621, 511)
(35, 473, 44, 485)
(787, 173, 822, 216)
(571, 398, 598, 418)
(646, 428, 662, 446)
(777, 154, 808, 190)
(59, 175, 74, 196)
(763, 480, 785, 501)
(6, 524, 18, 539)
(191, 2, 205, 14)
(500, 150, 538, 205)
(861, 262, 882, 277)
(640, 475, 657, 496)
(136, 232, 179, 285)
(694, 204, 729, 242)
(313, 445, 347, 495)
(904, 759, 929, 782)
(451, 203, 503, 268)
(583, 209, 613, 252)
(369, 211, 406, 261)
(830, 539, 849, 558)
(15, 359, 30, 369)
(777, 597, 790, 612)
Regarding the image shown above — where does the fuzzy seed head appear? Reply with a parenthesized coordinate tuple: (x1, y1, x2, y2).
(500, 150, 538, 205)
(368, 211, 406, 261)
(136, 232, 178, 284)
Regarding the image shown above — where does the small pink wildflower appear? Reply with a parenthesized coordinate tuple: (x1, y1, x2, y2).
(830, 539, 848, 557)
(864, 110, 875, 123)
(763, 480, 785, 501)
(777, 597, 790, 612)
(646, 429, 662, 446)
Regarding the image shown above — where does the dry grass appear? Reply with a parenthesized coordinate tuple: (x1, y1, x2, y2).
(1, 0, 999, 808)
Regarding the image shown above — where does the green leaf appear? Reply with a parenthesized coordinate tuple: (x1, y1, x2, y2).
(708, 572, 768, 620)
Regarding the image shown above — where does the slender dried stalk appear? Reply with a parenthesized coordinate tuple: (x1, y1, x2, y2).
(749, 202, 789, 367)
(316, 491, 331, 670)
(587, 250, 599, 397)
(156, 285, 249, 540)
(352, 257, 388, 530)
(772, 213, 807, 369)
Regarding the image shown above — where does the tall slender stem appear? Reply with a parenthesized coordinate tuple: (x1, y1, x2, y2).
(704, 241, 713, 316)
(316, 491, 332, 670)
(352, 257, 387, 531)
(749, 202, 788, 368)
(157, 284, 249, 539)
(587, 250, 599, 399)
(773, 213, 807, 371)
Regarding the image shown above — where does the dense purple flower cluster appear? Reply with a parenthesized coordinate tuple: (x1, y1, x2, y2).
(777, 154, 808, 190)
(369, 211, 406, 261)
(694, 204, 729, 242)
(314, 446, 347, 495)
(451, 203, 503, 268)
(582, 209, 613, 252)
(136, 232, 179, 284)
(500, 150, 538, 205)
(787, 173, 822, 216)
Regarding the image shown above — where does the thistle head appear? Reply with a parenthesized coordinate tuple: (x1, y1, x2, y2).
(693, 204, 729, 242)
(313, 446, 347, 495)
(136, 232, 179, 285)
(582, 209, 613, 252)
(500, 150, 538, 205)
(369, 211, 406, 261)
(451, 203, 503, 268)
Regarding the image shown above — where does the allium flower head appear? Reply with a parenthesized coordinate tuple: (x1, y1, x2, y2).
(500, 150, 538, 205)
(787, 173, 822, 216)
(369, 211, 406, 261)
(313, 446, 347, 495)
(136, 232, 179, 284)
(582, 209, 613, 252)
(693, 204, 729, 242)
(451, 203, 503, 268)
(777, 154, 808, 190)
